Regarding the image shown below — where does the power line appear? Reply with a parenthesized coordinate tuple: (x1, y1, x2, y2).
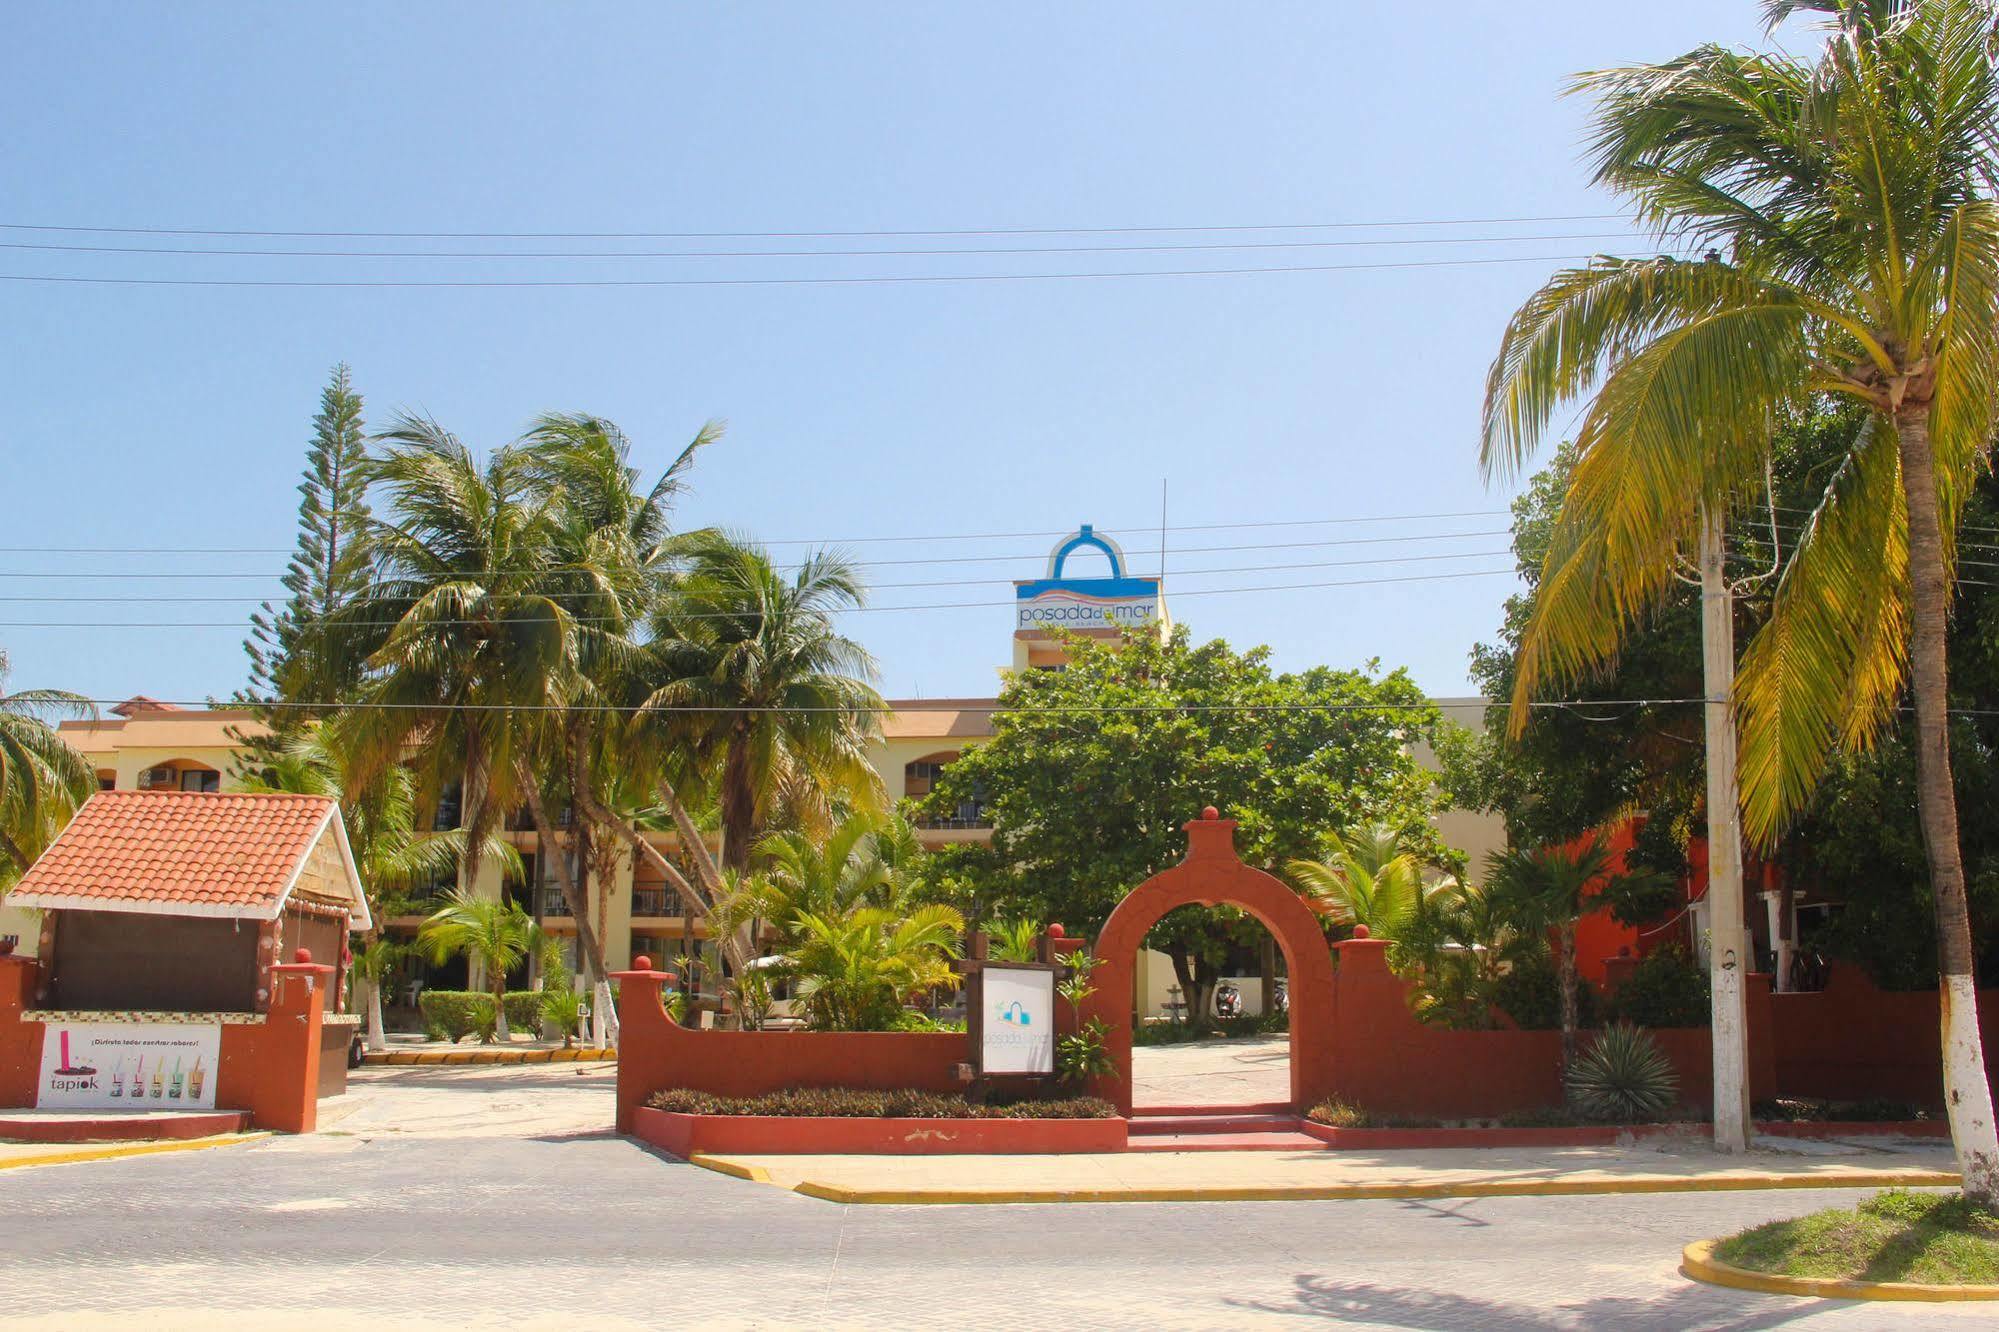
(0, 230, 1643, 262)
(0, 251, 1674, 290)
(0, 528, 1519, 576)
(0, 507, 1517, 557)
(0, 564, 1520, 628)
(0, 549, 1520, 602)
(0, 212, 1630, 242)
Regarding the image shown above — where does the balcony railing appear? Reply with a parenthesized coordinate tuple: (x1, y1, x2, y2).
(631, 887, 677, 917)
(915, 809, 992, 831)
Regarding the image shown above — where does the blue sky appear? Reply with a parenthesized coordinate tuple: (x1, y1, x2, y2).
(0, 3, 1801, 705)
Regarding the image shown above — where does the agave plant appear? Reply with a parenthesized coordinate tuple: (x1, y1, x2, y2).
(1566, 1023, 1679, 1123)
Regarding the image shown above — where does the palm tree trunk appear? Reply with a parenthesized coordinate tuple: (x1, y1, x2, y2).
(1894, 407, 1999, 1205)
(364, 977, 387, 1053)
(458, 746, 489, 898)
(572, 784, 749, 973)
(720, 739, 756, 873)
(519, 771, 610, 991)
(1557, 923, 1579, 1084)
(491, 967, 510, 1042)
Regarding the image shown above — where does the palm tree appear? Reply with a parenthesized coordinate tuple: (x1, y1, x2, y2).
(1477, 0, 1999, 1199)
(510, 412, 721, 1035)
(1485, 836, 1662, 1079)
(1286, 824, 1442, 941)
(638, 533, 886, 874)
(786, 903, 965, 1031)
(236, 726, 518, 1050)
(0, 650, 94, 883)
(340, 416, 569, 892)
(417, 887, 542, 1041)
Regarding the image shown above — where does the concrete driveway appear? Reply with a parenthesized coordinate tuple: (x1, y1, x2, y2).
(1132, 1032, 1291, 1106)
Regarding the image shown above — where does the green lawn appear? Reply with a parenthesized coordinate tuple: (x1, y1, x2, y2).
(1714, 1191, 1999, 1287)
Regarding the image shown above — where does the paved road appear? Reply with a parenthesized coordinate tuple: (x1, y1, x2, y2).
(0, 1065, 1971, 1329)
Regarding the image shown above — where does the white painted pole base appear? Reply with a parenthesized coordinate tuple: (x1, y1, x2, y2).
(1710, 923, 1751, 1153)
(1942, 974, 1999, 1200)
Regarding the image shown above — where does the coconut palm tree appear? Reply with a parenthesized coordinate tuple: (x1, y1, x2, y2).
(339, 415, 572, 906)
(638, 533, 886, 873)
(417, 887, 543, 1041)
(1477, 0, 1999, 1199)
(509, 412, 722, 1032)
(786, 903, 965, 1031)
(1286, 824, 1441, 941)
(0, 650, 94, 882)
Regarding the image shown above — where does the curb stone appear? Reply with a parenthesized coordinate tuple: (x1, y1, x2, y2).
(1682, 1238, 1999, 1303)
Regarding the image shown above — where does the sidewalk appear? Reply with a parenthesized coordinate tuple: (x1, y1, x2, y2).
(361, 1033, 616, 1065)
(688, 1131, 1962, 1204)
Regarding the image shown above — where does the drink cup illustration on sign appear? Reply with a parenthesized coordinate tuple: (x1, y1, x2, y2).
(151, 1062, 165, 1099)
(111, 1057, 127, 1098)
(54, 1030, 97, 1076)
(169, 1058, 184, 1100)
(188, 1058, 205, 1100)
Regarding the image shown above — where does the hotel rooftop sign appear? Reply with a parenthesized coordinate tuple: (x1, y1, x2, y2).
(1014, 525, 1161, 636)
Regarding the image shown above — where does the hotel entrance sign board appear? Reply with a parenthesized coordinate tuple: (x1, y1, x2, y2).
(1014, 525, 1161, 635)
(36, 1020, 222, 1110)
(976, 964, 1056, 1075)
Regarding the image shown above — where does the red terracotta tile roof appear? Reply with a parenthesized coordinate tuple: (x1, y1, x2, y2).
(8, 790, 362, 923)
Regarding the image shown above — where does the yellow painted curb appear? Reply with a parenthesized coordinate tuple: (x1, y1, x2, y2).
(0, 1131, 271, 1173)
(362, 1047, 616, 1067)
(1682, 1238, 1999, 1302)
(688, 1153, 772, 1184)
(764, 1168, 1961, 1207)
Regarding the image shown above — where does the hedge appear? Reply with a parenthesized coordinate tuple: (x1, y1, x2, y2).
(646, 1087, 1117, 1119)
(418, 990, 552, 1043)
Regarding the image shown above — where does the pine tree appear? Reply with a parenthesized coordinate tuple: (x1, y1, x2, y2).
(240, 365, 374, 732)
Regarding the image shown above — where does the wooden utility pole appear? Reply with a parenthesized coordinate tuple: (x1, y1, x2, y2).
(1699, 505, 1752, 1152)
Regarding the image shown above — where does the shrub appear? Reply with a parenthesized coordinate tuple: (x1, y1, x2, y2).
(1754, 1097, 1929, 1123)
(418, 991, 496, 1043)
(503, 992, 543, 1032)
(1604, 945, 1709, 1028)
(1307, 1099, 1374, 1129)
(1498, 1106, 1584, 1128)
(1304, 1099, 1443, 1130)
(541, 987, 585, 1044)
(1565, 1023, 1678, 1122)
(644, 1087, 1116, 1119)
(1491, 952, 1599, 1030)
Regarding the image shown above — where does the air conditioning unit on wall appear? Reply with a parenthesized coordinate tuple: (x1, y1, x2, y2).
(141, 767, 174, 789)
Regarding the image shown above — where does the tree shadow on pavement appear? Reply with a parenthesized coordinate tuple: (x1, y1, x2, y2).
(1229, 1274, 1844, 1330)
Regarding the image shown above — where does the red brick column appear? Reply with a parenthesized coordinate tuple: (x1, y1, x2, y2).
(218, 952, 333, 1133)
(611, 959, 678, 1134)
(0, 953, 44, 1108)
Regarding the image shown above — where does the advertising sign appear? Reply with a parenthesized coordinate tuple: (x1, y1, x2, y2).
(980, 965, 1055, 1075)
(1014, 525, 1161, 635)
(36, 1021, 222, 1111)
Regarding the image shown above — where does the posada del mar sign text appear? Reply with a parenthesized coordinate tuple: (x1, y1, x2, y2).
(1014, 525, 1161, 634)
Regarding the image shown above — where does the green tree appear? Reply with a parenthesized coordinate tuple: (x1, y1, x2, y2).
(338, 416, 580, 942)
(638, 533, 885, 873)
(919, 627, 1449, 1022)
(0, 650, 94, 883)
(417, 887, 543, 1041)
(1485, 835, 1667, 1075)
(1477, 0, 1999, 1197)
(786, 903, 965, 1031)
(242, 365, 374, 723)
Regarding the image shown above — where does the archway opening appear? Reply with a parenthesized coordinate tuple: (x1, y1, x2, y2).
(1130, 905, 1292, 1109)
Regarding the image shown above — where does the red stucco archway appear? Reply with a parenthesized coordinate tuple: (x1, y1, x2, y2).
(1082, 810, 1338, 1114)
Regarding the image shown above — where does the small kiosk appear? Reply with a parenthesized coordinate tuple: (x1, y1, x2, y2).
(0, 790, 367, 1136)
